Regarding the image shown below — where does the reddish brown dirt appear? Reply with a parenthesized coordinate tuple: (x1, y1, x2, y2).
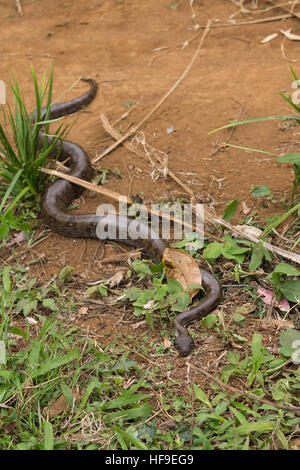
(1, 0, 299, 363)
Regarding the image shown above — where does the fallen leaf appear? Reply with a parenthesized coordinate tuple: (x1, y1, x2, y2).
(257, 287, 290, 312)
(242, 201, 251, 215)
(234, 225, 262, 239)
(163, 337, 172, 349)
(44, 394, 70, 418)
(43, 386, 80, 418)
(235, 303, 257, 315)
(78, 306, 88, 315)
(6, 231, 26, 247)
(106, 271, 125, 287)
(162, 247, 202, 300)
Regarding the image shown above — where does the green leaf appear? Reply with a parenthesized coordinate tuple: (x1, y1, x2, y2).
(103, 393, 149, 410)
(2, 266, 11, 293)
(98, 285, 108, 296)
(59, 265, 74, 283)
(236, 420, 274, 435)
(249, 242, 264, 271)
(273, 263, 300, 276)
(44, 422, 54, 450)
(112, 426, 148, 450)
(233, 313, 246, 326)
(16, 299, 38, 316)
(42, 298, 58, 311)
(35, 348, 81, 377)
(279, 280, 300, 302)
(229, 406, 247, 425)
(203, 242, 223, 260)
(167, 278, 183, 295)
(277, 153, 300, 165)
(280, 329, 300, 358)
(0, 224, 9, 239)
(223, 200, 238, 221)
(192, 427, 213, 450)
(251, 184, 272, 197)
(248, 334, 262, 386)
(193, 383, 212, 407)
(201, 313, 217, 328)
(275, 428, 290, 450)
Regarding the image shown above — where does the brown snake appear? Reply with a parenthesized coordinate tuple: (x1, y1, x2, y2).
(38, 78, 222, 356)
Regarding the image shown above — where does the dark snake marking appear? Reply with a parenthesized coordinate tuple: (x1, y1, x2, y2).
(38, 78, 222, 356)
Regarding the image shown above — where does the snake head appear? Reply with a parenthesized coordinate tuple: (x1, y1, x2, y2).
(174, 336, 194, 357)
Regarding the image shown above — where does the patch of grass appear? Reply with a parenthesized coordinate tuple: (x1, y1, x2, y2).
(1, 258, 300, 450)
(0, 65, 69, 238)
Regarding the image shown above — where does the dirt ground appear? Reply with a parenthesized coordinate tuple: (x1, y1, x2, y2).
(1, 1, 300, 370)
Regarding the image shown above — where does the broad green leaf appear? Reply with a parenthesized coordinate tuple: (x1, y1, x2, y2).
(223, 200, 238, 221)
(59, 265, 74, 282)
(236, 420, 274, 435)
(280, 329, 300, 358)
(251, 184, 272, 197)
(277, 153, 300, 165)
(279, 280, 300, 302)
(42, 298, 57, 311)
(249, 242, 264, 271)
(193, 383, 212, 407)
(203, 242, 223, 260)
(273, 263, 300, 276)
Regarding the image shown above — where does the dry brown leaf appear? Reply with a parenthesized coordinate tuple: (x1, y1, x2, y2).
(261, 318, 294, 330)
(235, 303, 257, 315)
(106, 271, 125, 287)
(43, 386, 80, 418)
(163, 337, 172, 349)
(242, 201, 251, 215)
(78, 306, 89, 316)
(162, 247, 202, 300)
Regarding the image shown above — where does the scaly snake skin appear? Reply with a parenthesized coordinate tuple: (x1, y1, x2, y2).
(38, 79, 222, 356)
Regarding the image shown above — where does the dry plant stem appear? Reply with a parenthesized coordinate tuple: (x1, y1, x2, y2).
(16, 0, 23, 16)
(268, 0, 300, 21)
(99, 250, 142, 265)
(40, 167, 300, 264)
(39, 167, 204, 236)
(99, 114, 195, 198)
(93, 19, 212, 164)
(198, 13, 293, 29)
(201, 207, 300, 265)
(189, 363, 300, 413)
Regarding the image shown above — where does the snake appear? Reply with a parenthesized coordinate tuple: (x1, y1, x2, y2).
(38, 78, 222, 356)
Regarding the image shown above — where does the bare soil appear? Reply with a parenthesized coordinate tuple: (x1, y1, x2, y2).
(1, 0, 300, 378)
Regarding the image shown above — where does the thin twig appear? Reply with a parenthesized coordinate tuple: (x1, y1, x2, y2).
(189, 363, 300, 413)
(268, 0, 300, 21)
(40, 167, 300, 264)
(15, 0, 23, 16)
(98, 114, 194, 197)
(93, 19, 212, 163)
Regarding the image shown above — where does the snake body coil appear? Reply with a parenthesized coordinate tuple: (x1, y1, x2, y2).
(40, 79, 222, 356)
